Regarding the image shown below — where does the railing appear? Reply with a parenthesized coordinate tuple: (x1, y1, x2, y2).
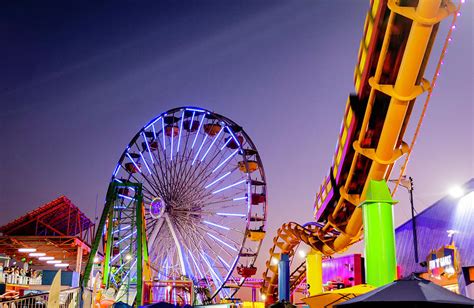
(0, 287, 80, 308)
(2, 273, 42, 285)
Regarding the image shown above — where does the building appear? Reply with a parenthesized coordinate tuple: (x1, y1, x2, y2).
(395, 178, 474, 298)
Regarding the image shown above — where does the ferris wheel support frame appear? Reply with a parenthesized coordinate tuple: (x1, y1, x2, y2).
(82, 181, 149, 306)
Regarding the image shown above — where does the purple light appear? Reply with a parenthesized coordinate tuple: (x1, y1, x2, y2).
(113, 225, 131, 234)
(232, 196, 247, 201)
(201, 126, 225, 162)
(452, 25, 456, 30)
(201, 252, 223, 284)
(139, 152, 152, 175)
(217, 256, 230, 269)
(205, 171, 232, 189)
(185, 108, 205, 113)
(152, 124, 157, 139)
(116, 230, 137, 245)
(145, 117, 161, 130)
(226, 126, 240, 147)
(118, 194, 136, 201)
(177, 111, 184, 153)
(142, 132, 155, 164)
(113, 164, 121, 177)
(192, 115, 205, 149)
(161, 116, 166, 150)
(212, 149, 239, 173)
(192, 135, 208, 165)
(216, 213, 246, 217)
(220, 137, 232, 150)
(212, 179, 246, 194)
(203, 220, 230, 230)
(189, 111, 195, 130)
(189, 249, 204, 278)
(207, 233, 238, 252)
(126, 153, 142, 173)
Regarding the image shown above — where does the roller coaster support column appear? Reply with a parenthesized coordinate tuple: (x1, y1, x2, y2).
(278, 254, 290, 302)
(306, 250, 322, 296)
(360, 180, 398, 287)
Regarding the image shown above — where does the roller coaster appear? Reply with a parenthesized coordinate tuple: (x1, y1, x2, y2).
(261, 0, 461, 303)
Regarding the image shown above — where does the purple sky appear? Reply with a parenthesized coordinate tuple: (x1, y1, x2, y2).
(1, 1, 472, 270)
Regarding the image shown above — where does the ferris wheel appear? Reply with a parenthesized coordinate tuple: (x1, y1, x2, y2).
(109, 106, 267, 303)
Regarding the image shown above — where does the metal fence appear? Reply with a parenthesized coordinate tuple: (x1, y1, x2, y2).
(0, 287, 79, 308)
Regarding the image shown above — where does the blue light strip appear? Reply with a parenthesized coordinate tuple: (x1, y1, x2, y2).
(212, 179, 246, 194)
(118, 194, 136, 201)
(212, 149, 239, 173)
(139, 152, 152, 175)
(192, 115, 205, 149)
(113, 164, 121, 177)
(204, 171, 231, 189)
(188, 249, 204, 278)
(116, 230, 137, 245)
(144, 117, 161, 130)
(171, 123, 174, 161)
(152, 124, 157, 139)
(226, 126, 240, 147)
(217, 256, 230, 269)
(185, 107, 205, 112)
(126, 153, 142, 173)
(203, 220, 230, 231)
(141, 132, 155, 164)
(177, 111, 184, 153)
(201, 252, 223, 284)
(220, 137, 232, 150)
(216, 213, 246, 217)
(192, 135, 208, 165)
(201, 126, 224, 162)
(161, 116, 166, 150)
(232, 196, 247, 201)
(111, 245, 131, 263)
(207, 233, 238, 252)
(113, 225, 131, 234)
(189, 111, 195, 130)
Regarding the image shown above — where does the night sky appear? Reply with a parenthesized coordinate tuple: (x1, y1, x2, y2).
(1, 0, 472, 269)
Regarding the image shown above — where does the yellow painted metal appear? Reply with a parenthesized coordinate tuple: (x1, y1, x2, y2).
(248, 230, 266, 241)
(306, 250, 323, 296)
(323, 0, 445, 255)
(238, 160, 259, 173)
(262, 0, 456, 299)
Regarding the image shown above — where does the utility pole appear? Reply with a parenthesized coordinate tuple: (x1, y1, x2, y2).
(407, 177, 419, 263)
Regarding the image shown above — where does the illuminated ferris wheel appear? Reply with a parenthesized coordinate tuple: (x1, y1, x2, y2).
(109, 106, 267, 303)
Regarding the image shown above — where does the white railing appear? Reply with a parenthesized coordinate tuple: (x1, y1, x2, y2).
(2, 273, 42, 285)
(0, 287, 79, 308)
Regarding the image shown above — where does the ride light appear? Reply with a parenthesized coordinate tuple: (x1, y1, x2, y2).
(18, 248, 36, 253)
(261, 294, 267, 300)
(29, 252, 46, 257)
(38, 256, 54, 261)
(47, 260, 61, 264)
(298, 250, 307, 258)
(93, 256, 100, 263)
(271, 257, 279, 266)
(54, 263, 69, 267)
(125, 254, 132, 261)
(449, 186, 464, 198)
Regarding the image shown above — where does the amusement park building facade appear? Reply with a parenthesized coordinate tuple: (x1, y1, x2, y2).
(395, 178, 474, 298)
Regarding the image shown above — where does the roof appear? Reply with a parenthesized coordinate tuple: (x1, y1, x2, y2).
(0, 195, 94, 237)
(395, 178, 474, 277)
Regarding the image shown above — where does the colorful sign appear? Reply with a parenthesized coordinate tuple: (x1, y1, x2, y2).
(427, 245, 460, 279)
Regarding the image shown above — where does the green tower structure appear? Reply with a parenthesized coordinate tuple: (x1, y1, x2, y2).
(360, 179, 398, 287)
(81, 181, 149, 306)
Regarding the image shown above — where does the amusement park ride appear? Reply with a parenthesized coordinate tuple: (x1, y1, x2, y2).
(80, 0, 463, 306)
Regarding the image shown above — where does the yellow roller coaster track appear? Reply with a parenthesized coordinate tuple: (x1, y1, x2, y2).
(261, 0, 462, 303)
